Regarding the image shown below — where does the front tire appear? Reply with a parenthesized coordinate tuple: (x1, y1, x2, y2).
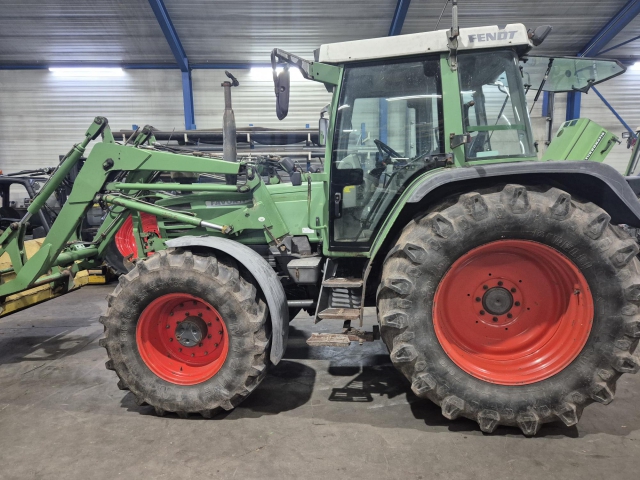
(100, 249, 270, 417)
(378, 184, 640, 435)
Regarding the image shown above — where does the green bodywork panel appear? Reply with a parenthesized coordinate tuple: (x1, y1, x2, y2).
(542, 119, 618, 162)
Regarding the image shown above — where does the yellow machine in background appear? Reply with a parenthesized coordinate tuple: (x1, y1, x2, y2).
(0, 238, 108, 317)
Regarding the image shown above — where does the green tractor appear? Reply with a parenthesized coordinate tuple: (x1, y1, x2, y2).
(2, 18, 640, 436)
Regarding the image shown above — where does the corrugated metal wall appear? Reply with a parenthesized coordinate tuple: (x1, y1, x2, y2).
(0, 69, 185, 172)
(0, 69, 332, 173)
(1, 64, 637, 175)
(192, 69, 332, 129)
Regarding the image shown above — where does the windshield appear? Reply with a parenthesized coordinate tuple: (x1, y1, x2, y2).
(521, 56, 626, 93)
(458, 50, 536, 160)
(331, 56, 444, 245)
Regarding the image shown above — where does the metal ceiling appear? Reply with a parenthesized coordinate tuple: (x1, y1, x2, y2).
(0, 0, 175, 65)
(164, 0, 397, 65)
(1, 0, 639, 67)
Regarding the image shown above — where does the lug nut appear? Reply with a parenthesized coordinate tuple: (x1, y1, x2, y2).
(498, 281, 503, 286)
(199, 343, 203, 347)
(207, 322, 212, 326)
(169, 338, 173, 342)
(198, 313, 203, 317)
(492, 317, 498, 322)
(185, 312, 190, 316)
(166, 324, 170, 329)
(169, 312, 174, 317)
(214, 343, 219, 347)
(480, 310, 485, 315)
(483, 285, 488, 290)
(179, 348, 182, 352)
(507, 313, 513, 319)
(475, 297, 481, 302)
(191, 353, 195, 357)
(515, 301, 521, 306)
(205, 351, 209, 355)
(511, 288, 516, 293)
(219, 330, 223, 335)
(207, 334, 212, 339)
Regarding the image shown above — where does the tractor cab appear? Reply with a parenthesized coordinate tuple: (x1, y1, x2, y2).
(272, 24, 628, 251)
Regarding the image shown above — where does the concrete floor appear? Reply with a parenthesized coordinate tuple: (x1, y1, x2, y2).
(1, 286, 640, 479)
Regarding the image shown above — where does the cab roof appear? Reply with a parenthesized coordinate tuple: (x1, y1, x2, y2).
(317, 24, 532, 64)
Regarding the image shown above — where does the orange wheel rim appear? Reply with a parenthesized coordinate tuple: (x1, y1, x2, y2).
(136, 293, 229, 385)
(433, 239, 594, 385)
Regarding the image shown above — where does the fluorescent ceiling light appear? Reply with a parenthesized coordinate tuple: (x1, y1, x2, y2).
(630, 62, 640, 71)
(338, 104, 350, 110)
(249, 67, 304, 81)
(49, 67, 125, 78)
(386, 94, 442, 102)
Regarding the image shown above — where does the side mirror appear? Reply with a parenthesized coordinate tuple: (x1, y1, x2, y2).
(528, 25, 553, 47)
(274, 68, 290, 120)
(318, 116, 329, 147)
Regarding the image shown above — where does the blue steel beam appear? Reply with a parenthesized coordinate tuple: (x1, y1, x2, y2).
(542, 91, 550, 118)
(598, 33, 640, 56)
(147, 0, 188, 72)
(592, 86, 638, 138)
(567, 0, 640, 120)
(147, 0, 195, 129)
(389, 0, 412, 36)
(580, 0, 640, 57)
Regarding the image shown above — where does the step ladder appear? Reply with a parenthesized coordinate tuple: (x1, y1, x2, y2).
(307, 259, 379, 347)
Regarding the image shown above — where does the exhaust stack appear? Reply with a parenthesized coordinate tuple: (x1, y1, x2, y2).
(221, 71, 239, 184)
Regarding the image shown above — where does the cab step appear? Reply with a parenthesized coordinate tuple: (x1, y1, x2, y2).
(322, 277, 363, 288)
(317, 307, 361, 320)
(306, 333, 351, 347)
(306, 322, 380, 347)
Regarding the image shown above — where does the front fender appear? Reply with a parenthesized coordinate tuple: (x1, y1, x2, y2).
(165, 236, 289, 365)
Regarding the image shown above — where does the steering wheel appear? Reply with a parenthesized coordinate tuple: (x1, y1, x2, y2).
(374, 139, 401, 159)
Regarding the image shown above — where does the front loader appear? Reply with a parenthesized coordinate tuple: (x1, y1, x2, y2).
(3, 18, 640, 436)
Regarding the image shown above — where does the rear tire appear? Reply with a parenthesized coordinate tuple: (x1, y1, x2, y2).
(100, 249, 270, 417)
(378, 184, 640, 435)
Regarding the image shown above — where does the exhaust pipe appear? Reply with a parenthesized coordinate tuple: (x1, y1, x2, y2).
(222, 71, 239, 185)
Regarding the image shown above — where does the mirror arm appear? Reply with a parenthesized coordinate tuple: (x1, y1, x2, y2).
(271, 48, 313, 79)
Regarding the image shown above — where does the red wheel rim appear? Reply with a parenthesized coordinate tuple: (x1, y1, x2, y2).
(115, 213, 160, 259)
(136, 293, 229, 385)
(433, 239, 593, 385)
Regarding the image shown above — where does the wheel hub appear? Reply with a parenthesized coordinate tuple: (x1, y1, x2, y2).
(482, 287, 513, 315)
(175, 317, 208, 347)
(136, 293, 228, 385)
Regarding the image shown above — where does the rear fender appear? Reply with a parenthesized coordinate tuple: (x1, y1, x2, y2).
(369, 160, 640, 272)
(165, 236, 288, 365)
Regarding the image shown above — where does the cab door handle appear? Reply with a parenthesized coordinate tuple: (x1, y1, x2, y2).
(334, 192, 342, 218)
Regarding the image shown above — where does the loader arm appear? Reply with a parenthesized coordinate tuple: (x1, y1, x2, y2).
(0, 117, 289, 302)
